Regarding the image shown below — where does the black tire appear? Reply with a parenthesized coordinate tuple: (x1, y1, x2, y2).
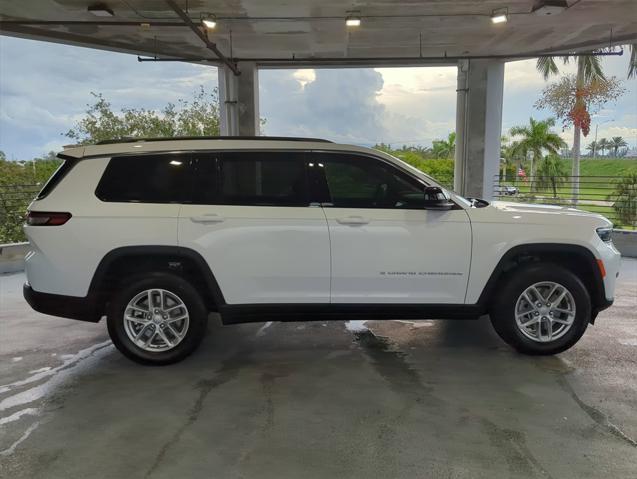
(490, 262, 591, 355)
(107, 272, 207, 365)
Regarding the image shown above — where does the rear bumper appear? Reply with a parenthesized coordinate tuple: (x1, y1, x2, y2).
(23, 283, 101, 323)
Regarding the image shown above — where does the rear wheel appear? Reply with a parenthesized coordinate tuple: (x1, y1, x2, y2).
(107, 272, 207, 365)
(490, 263, 591, 355)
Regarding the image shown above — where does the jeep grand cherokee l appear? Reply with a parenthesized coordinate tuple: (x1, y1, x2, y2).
(23, 137, 620, 364)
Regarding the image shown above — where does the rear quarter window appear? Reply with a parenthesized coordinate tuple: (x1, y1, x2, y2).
(36, 158, 77, 200)
(95, 155, 191, 203)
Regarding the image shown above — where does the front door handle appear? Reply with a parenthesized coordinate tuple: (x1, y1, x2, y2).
(336, 216, 370, 225)
(190, 213, 225, 224)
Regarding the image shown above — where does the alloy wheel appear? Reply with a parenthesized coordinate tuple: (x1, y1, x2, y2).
(514, 281, 576, 343)
(123, 289, 190, 352)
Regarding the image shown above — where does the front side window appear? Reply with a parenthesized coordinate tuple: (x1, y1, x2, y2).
(95, 154, 191, 203)
(320, 155, 426, 209)
(216, 152, 309, 206)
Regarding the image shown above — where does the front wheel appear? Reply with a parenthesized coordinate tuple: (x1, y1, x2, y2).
(107, 272, 207, 365)
(490, 263, 591, 355)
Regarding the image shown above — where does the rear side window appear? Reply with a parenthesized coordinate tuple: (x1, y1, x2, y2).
(194, 151, 309, 206)
(96, 155, 191, 203)
(36, 158, 76, 200)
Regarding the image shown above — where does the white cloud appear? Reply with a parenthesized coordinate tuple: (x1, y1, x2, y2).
(0, 37, 635, 160)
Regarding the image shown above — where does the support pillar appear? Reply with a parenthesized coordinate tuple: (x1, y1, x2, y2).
(454, 59, 504, 200)
(218, 62, 260, 136)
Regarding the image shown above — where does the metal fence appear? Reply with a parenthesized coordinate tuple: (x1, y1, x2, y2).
(493, 175, 637, 229)
(0, 184, 40, 243)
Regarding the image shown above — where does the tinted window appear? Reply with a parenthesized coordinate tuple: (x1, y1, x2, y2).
(96, 155, 191, 203)
(36, 158, 76, 200)
(197, 152, 308, 206)
(321, 155, 425, 209)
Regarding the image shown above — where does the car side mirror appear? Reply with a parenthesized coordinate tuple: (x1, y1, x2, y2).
(423, 186, 454, 210)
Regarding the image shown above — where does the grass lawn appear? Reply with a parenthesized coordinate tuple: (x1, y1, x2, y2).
(498, 158, 637, 229)
(577, 158, 637, 177)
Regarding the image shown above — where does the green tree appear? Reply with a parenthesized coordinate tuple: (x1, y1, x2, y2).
(586, 140, 597, 157)
(431, 132, 456, 159)
(65, 86, 221, 144)
(500, 136, 523, 180)
(536, 154, 569, 198)
(610, 136, 628, 157)
(535, 54, 625, 201)
(597, 138, 610, 156)
(509, 117, 566, 189)
(608, 173, 637, 228)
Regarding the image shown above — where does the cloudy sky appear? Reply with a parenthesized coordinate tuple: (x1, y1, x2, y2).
(0, 36, 635, 160)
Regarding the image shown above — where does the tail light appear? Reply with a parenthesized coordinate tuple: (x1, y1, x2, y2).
(26, 211, 72, 226)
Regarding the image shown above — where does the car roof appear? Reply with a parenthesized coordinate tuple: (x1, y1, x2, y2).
(59, 136, 383, 160)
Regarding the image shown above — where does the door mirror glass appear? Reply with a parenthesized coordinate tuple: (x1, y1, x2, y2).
(423, 186, 454, 210)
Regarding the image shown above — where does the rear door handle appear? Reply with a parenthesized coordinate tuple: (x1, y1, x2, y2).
(190, 213, 225, 224)
(336, 216, 370, 225)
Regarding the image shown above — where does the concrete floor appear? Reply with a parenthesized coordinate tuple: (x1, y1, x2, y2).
(1, 261, 636, 479)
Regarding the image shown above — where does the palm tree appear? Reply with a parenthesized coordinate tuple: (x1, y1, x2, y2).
(610, 136, 628, 157)
(500, 136, 522, 180)
(431, 132, 456, 159)
(537, 55, 606, 200)
(509, 117, 566, 190)
(586, 141, 598, 157)
(597, 138, 611, 156)
(536, 155, 569, 198)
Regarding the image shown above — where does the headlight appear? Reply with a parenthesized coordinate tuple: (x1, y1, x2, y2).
(596, 227, 612, 243)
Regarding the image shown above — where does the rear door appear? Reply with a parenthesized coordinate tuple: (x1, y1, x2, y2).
(178, 150, 330, 305)
(312, 152, 472, 304)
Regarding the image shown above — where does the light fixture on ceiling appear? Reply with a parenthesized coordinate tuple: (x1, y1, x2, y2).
(490, 8, 508, 24)
(532, 0, 568, 16)
(201, 14, 217, 29)
(87, 3, 114, 17)
(345, 12, 361, 27)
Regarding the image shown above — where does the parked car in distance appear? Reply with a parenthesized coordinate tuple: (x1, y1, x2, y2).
(503, 185, 519, 195)
(23, 137, 620, 364)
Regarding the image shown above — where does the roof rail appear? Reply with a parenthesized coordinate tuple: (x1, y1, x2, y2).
(94, 136, 332, 145)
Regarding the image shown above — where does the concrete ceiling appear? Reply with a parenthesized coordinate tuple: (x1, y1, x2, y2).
(1, 1, 636, 68)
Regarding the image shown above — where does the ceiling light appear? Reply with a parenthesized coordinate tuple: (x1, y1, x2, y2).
(532, 0, 568, 16)
(345, 13, 361, 27)
(87, 3, 114, 17)
(202, 14, 217, 29)
(490, 8, 508, 24)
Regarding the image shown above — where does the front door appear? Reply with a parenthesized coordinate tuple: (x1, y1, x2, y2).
(312, 152, 472, 304)
(178, 150, 330, 305)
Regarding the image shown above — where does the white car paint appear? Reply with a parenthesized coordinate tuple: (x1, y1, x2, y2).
(178, 204, 330, 304)
(322, 207, 471, 303)
(24, 139, 621, 309)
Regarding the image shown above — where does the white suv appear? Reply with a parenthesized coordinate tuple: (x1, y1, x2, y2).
(23, 137, 620, 364)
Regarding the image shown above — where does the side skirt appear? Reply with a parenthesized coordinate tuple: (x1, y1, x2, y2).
(218, 303, 485, 325)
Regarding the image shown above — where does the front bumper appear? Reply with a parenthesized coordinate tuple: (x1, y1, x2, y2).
(23, 283, 101, 323)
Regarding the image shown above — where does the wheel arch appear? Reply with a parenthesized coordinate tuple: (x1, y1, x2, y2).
(88, 246, 225, 316)
(477, 243, 606, 321)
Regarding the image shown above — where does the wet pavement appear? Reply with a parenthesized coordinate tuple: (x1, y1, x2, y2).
(1, 260, 636, 479)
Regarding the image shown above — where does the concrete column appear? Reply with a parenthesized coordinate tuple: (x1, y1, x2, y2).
(217, 61, 260, 136)
(454, 59, 504, 200)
